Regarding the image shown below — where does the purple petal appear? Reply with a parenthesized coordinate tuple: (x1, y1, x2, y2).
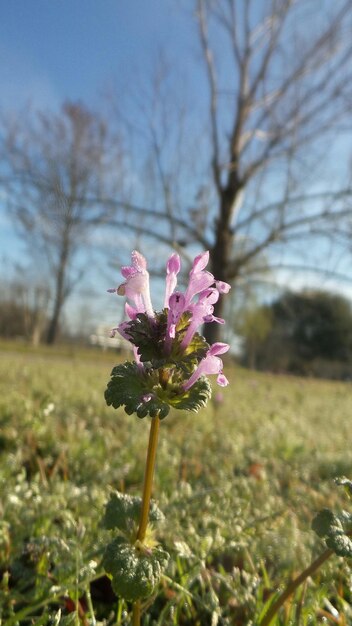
(208, 342, 230, 356)
(168, 292, 186, 319)
(132, 250, 147, 270)
(185, 271, 214, 303)
(203, 315, 225, 324)
(164, 253, 181, 307)
(191, 251, 209, 273)
(183, 354, 222, 390)
(167, 253, 181, 275)
(198, 288, 219, 304)
(216, 280, 231, 294)
(117, 321, 131, 341)
(121, 266, 135, 278)
(217, 373, 229, 386)
(125, 302, 138, 319)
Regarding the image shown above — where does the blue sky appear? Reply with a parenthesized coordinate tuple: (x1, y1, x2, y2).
(0, 1, 194, 109)
(0, 1, 200, 331)
(1, 1, 352, 334)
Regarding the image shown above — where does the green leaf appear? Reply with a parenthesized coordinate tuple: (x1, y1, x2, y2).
(311, 509, 336, 538)
(118, 311, 209, 370)
(312, 508, 352, 558)
(326, 532, 352, 558)
(123, 312, 168, 363)
(103, 537, 169, 601)
(102, 491, 164, 534)
(104, 361, 170, 419)
(169, 313, 209, 365)
(167, 376, 212, 412)
(105, 361, 212, 418)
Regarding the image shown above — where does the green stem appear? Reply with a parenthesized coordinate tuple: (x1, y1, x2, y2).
(136, 415, 160, 542)
(132, 415, 161, 625)
(260, 548, 333, 626)
(132, 600, 141, 626)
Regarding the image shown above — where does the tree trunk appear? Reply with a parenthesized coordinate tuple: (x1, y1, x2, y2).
(46, 298, 62, 345)
(203, 186, 239, 345)
(46, 240, 69, 345)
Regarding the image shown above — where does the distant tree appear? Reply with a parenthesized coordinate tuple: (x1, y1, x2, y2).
(0, 102, 123, 344)
(0, 279, 50, 343)
(246, 290, 352, 376)
(237, 304, 273, 369)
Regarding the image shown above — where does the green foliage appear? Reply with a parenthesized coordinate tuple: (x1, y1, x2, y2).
(104, 361, 170, 418)
(312, 478, 352, 558)
(123, 311, 169, 363)
(103, 537, 169, 602)
(312, 508, 352, 557)
(237, 304, 273, 369)
(105, 361, 212, 419)
(123, 311, 209, 368)
(2, 349, 352, 623)
(102, 491, 164, 534)
(242, 290, 352, 378)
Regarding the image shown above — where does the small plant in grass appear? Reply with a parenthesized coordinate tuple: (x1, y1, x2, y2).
(259, 476, 352, 625)
(103, 250, 231, 624)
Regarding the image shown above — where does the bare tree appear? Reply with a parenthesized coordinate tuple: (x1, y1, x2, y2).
(1, 102, 123, 344)
(106, 0, 352, 343)
(193, 0, 352, 342)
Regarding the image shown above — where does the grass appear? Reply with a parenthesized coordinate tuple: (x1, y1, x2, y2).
(0, 344, 351, 625)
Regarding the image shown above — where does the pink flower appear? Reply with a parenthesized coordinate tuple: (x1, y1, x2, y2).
(167, 291, 186, 338)
(109, 250, 231, 393)
(112, 251, 154, 318)
(183, 342, 230, 390)
(184, 252, 215, 307)
(180, 288, 221, 349)
(164, 253, 181, 307)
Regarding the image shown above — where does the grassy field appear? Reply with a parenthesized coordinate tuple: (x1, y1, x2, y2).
(0, 345, 351, 625)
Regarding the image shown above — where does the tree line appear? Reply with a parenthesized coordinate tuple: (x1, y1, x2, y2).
(239, 290, 352, 379)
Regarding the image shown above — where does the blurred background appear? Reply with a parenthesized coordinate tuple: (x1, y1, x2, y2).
(1, 0, 352, 379)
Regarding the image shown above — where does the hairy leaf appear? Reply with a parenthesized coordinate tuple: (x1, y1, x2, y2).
(102, 491, 164, 534)
(104, 361, 170, 419)
(167, 376, 212, 412)
(312, 508, 352, 558)
(103, 537, 169, 601)
(124, 312, 168, 363)
(105, 361, 212, 418)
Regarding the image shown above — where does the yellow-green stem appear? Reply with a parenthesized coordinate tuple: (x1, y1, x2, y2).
(136, 415, 160, 542)
(132, 415, 160, 626)
(260, 548, 332, 626)
(132, 600, 141, 626)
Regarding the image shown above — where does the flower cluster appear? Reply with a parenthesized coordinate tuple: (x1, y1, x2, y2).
(105, 250, 230, 419)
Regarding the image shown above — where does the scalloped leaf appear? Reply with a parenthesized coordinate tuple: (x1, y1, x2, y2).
(170, 327, 209, 367)
(312, 508, 352, 558)
(105, 361, 212, 418)
(167, 376, 212, 412)
(120, 311, 209, 370)
(326, 532, 352, 558)
(104, 361, 170, 419)
(124, 312, 168, 363)
(103, 537, 169, 601)
(312, 509, 336, 538)
(103, 491, 164, 534)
